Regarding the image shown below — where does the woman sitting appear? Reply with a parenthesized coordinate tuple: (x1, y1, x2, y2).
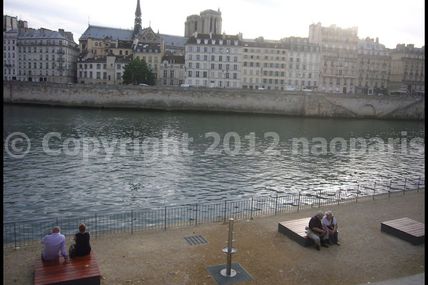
(69, 223, 91, 258)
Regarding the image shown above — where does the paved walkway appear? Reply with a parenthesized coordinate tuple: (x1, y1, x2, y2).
(3, 191, 425, 285)
(358, 273, 424, 285)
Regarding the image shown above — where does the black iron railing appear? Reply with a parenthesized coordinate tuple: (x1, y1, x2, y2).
(3, 176, 424, 248)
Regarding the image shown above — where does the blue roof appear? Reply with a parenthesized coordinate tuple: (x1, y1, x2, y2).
(79, 25, 186, 47)
(80, 25, 133, 41)
(160, 34, 187, 47)
(18, 29, 68, 40)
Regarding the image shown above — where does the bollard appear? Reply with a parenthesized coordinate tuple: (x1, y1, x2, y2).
(372, 182, 376, 200)
(297, 192, 301, 212)
(318, 190, 321, 208)
(95, 214, 97, 239)
(221, 218, 237, 277)
(337, 190, 340, 205)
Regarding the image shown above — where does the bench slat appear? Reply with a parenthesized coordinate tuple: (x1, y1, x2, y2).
(34, 253, 101, 285)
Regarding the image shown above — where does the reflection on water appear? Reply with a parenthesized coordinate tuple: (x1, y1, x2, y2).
(3, 105, 425, 221)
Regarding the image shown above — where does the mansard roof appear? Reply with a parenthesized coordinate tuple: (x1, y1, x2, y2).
(161, 34, 186, 48)
(80, 25, 133, 41)
(19, 28, 73, 41)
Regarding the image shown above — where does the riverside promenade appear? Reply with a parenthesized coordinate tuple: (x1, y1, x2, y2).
(3, 191, 424, 285)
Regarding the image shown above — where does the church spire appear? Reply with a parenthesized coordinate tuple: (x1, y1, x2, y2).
(135, 0, 141, 17)
(133, 0, 142, 37)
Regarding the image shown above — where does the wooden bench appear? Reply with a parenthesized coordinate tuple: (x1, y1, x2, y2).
(278, 217, 314, 247)
(381, 217, 424, 245)
(34, 252, 101, 285)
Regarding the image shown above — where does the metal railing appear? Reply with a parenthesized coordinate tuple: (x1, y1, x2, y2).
(3, 176, 424, 248)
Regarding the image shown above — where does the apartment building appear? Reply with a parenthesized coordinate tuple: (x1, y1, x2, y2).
(389, 44, 424, 96)
(77, 55, 129, 84)
(16, 28, 78, 83)
(309, 23, 359, 94)
(185, 33, 242, 88)
(356, 37, 391, 95)
(159, 53, 185, 86)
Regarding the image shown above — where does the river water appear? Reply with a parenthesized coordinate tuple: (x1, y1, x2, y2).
(3, 105, 425, 222)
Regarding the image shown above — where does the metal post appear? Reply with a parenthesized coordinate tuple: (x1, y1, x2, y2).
(221, 218, 237, 278)
(95, 214, 97, 239)
(388, 190, 391, 199)
(131, 210, 134, 235)
(417, 176, 421, 192)
(337, 190, 340, 205)
(195, 204, 198, 226)
(14, 223, 17, 249)
(223, 200, 227, 224)
(372, 182, 376, 200)
(318, 190, 321, 208)
(164, 207, 167, 231)
(403, 178, 407, 195)
(250, 197, 254, 220)
(297, 192, 301, 212)
(389, 179, 392, 191)
(274, 194, 279, 215)
(356, 184, 359, 203)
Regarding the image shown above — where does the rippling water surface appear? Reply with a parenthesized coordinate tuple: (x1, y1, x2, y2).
(3, 105, 425, 221)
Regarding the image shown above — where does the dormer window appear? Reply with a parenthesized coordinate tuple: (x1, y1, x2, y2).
(219, 40, 223, 45)
(212, 40, 216, 45)
(204, 39, 208, 44)
(197, 39, 201, 44)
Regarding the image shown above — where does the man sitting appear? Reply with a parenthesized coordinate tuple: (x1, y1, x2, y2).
(41, 226, 69, 262)
(306, 212, 329, 250)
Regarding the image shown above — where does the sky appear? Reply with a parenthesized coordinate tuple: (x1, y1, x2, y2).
(4, 0, 425, 49)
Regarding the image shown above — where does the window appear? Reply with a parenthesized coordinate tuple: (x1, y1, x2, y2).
(103, 72, 107, 80)
(188, 71, 192, 77)
(96, 72, 101, 79)
(97, 64, 101, 69)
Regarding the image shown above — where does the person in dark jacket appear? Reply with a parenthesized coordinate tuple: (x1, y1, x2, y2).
(69, 223, 91, 258)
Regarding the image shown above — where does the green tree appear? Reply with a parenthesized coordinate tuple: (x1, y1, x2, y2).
(122, 57, 155, 85)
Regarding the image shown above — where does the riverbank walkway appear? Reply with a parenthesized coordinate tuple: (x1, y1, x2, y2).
(4, 190, 424, 285)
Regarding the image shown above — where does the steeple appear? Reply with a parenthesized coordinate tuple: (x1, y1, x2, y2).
(133, 0, 142, 37)
(135, 0, 141, 17)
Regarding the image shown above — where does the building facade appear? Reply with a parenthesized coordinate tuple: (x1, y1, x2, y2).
(389, 44, 424, 96)
(309, 23, 359, 94)
(184, 9, 222, 37)
(16, 28, 79, 83)
(3, 15, 78, 83)
(159, 53, 185, 86)
(356, 37, 391, 95)
(185, 33, 242, 88)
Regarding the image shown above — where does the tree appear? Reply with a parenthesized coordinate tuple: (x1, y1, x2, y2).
(122, 57, 155, 85)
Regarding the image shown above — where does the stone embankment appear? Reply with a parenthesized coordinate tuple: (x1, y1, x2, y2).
(3, 81, 425, 120)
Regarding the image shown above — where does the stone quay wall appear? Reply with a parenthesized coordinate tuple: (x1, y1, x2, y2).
(3, 82, 425, 120)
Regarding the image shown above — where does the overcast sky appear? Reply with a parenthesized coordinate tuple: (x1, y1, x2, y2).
(4, 0, 425, 48)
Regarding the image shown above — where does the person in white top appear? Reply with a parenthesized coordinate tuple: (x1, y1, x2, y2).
(321, 211, 339, 245)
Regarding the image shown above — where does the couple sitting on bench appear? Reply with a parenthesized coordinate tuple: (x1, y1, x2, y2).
(41, 223, 91, 262)
(306, 211, 339, 250)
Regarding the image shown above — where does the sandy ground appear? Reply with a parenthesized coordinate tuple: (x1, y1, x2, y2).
(3, 191, 425, 285)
